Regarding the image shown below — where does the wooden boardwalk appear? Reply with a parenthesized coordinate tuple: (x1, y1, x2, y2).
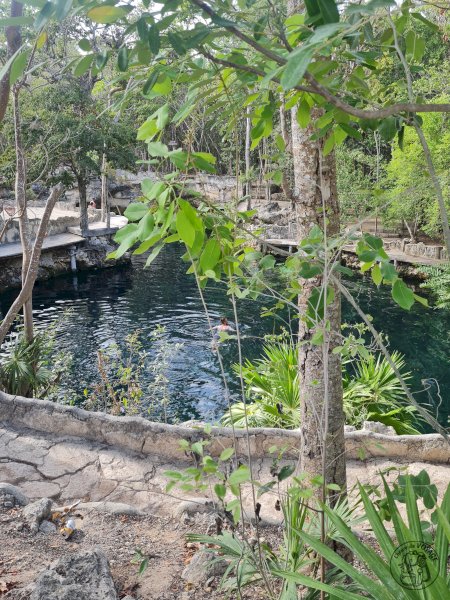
(261, 238, 448, 267)
(0, 232, 83, 260)
(0, 216, 127, 261)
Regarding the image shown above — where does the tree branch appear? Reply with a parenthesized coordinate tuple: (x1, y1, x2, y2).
(190, 0, 450, 119)
(0, 183, 64, 347)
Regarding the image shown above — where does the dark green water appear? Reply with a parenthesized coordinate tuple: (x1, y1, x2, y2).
(0, 245, 448, 426)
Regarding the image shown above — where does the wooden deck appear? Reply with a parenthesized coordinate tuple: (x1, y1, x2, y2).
(260, 239, 448, 267)
(0, 216, 128, 261)
(0, 232, 83, 260)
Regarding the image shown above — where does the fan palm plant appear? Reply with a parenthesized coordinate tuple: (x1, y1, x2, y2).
(223, 343, 420, 433)
(222, 342, 300, 428)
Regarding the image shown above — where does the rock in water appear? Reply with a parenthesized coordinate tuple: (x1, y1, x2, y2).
(30, 548, 117, 600)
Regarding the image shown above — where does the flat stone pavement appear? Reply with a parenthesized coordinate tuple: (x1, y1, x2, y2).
(2, 421, 450, 520)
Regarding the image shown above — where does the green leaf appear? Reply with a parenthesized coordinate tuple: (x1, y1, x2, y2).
(219, 448, 234, 462)
(411, 12, 439, 31)
(145, 243, 164, 267)
(413, 293, 428, 307)
(87, 5, 127, 24)
(148, 25, 160, 54)
(317, 0, 339, 24)
(277, 465, 295, 482)
(229, 465, 250, 486)
(143, 70, 160, 95)
(297, 97, 311, 128)
(281, 46, 314, 91)
(34, 1, 54, 30)
(392, 279, 414, 310)
(124, 202, 149, 222)
(78, 38, 91, 51)
(322, 132, 335, 157)
(73, 54, 94, 77)
(372, 263, 382, 286)
(378, 117, 397, 141)
(199, 238, 221, 273)
(147, 141, 169, 157)
(117, 46, 128, 71)
(10, 51, 29, 85)
(55, 0, 72, 21)
(176, 209, 195, 248)
(380, 260, 398, 282)
(214, 483, 226, 500)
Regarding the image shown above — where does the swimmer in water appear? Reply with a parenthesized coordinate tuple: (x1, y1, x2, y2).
(211, 317, 234, 351)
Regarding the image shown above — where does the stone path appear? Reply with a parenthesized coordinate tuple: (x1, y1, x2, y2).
(2, 421, 450, 520)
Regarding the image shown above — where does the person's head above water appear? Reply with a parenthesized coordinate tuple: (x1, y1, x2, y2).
(220, 317, 228, 326)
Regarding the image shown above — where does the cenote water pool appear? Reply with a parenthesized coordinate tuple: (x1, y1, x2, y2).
(0, 244, 449, 427)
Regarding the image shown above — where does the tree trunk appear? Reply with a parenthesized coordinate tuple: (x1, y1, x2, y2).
(0, 0, 22, 124)
(0, 184, 64, 347)
(244, 115, 251, 209)
(12, 84, 34, 343)
(100, 152, 110, 228)
(286, 0, 346, 501)
(77, 175, 89, 235)
(291, 111, 347, 496)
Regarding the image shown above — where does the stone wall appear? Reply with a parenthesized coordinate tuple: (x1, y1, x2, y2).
(385, 238, 447, 261)
(1, 392, 449, 464)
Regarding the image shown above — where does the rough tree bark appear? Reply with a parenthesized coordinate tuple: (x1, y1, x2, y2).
(0, 0, 21, 123)
(287, 2, 347, 497)
(77, 174, 89, 235)
(0, 184, 64, 346)
(244, 115, 251, 209)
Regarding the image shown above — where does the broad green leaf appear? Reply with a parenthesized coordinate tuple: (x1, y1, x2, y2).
(145, 243, 164, 267)
(147, 141, 169, 157)
(78, 38, 91, 51)
(87, 5, 127, 24)
(73, 54, 94, 77)
(10, 51, 29, 85)
(117, 46, 128, 71)
(124, 202, 149, 222)
(36, 30, 47, 48)
(148, 25, 160, 53)
(199, 238, 221, 273)
(297, 97, 311, 128)
(143, 71, 160, 95)
(392, 279, 414, 310)
(378, 117, 397, 141)
(176, 209, 195, 248)
(229, 465, 251, 486)
(281, 46, 314, 91)
(34, 1, 54, 30)
(372, 263, 382, 286)
(317, 0, 339, 24)
(214, 483, 226, 499)
(55, 0, 72, 21)
(322, 132, 335, 157)
(219, 448, 234, 462)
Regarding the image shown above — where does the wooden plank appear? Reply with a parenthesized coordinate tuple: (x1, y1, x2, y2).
(0, 232, 83, 260)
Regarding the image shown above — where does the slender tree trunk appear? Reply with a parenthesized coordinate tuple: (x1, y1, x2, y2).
(244, 115, 251, 209)
(12, 83, 33, 343)
(279, 96, 294, 206)
(77, 175, 89, 235)
(100, 151, 110, 228)
(0, 0, 22, 123)
(0, 184, 64, 347)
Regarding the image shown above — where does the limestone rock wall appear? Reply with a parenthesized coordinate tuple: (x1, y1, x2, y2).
(1, 392, 449, 464)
